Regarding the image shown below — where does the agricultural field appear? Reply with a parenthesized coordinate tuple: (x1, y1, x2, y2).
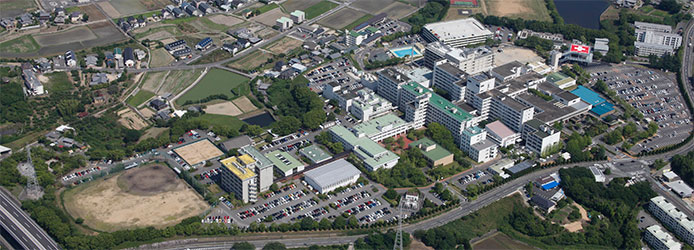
(134, 25, 185, 40)
(189, 113, 246, 132)
(377, 2, 417, 19)
(352, 0, 394, 13)
(208, 14, 244, 27)
(318, 8, 369, 29)
(255, 3, 279, 15)
(159, 69, 203, 96)
(42, 72, 73, 94)
(80, 4, 108, 21)
(482, 0, 551, 22)
(0, 35, 40, 54)
(149, 48, 175, 67)
(62, 164, 208, 232)
(139, 127, 169, 141)
(106, 0, 147, 17)
(303, 0, 338, 19)
(140, 71, 169, 93)
(252, 8, 285, 27)
(227, 50, 274, 72)
(343, 14, 373, 30)
(0, 0, 36, 18)
(175, 68, 250, 105)
(33, 26, 97, 46)
(126, 90, 155, 107)
(472, 232, 533, 250)
(281, 0, 321, 12)
(265, 37, 302, 55)
(117, 108, 149, 130)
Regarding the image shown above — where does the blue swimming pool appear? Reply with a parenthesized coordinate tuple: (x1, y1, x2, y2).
(391, 47, 420, 58)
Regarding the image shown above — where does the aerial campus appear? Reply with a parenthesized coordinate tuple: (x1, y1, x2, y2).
(4, 0, 694, 249)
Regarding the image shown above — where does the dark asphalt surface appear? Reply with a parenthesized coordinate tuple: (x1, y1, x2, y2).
(0, 188, 59, 250)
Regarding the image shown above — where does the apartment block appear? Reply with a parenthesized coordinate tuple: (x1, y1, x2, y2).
(649, 196, 694, 245)
(644, 225, 682, 250)
(461, 126, 497, 163)
(521, 119, 561, 156)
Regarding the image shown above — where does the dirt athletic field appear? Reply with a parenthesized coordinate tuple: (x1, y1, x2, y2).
(205, 101, 243, 116)
(63, 165, 208, 232)
(233, 96, 257, 113)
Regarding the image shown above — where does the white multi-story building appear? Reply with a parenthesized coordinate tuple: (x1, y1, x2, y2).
(22, 69, 44, 96)
(634, 21, 682, 57)
(490, 94, 534, 132)
(644, 225, 682, 250)
(349, 89, 393, 121)
(329, 125, 399, 171)
(432, 62, 468, 102)
(649, 196, 694, 245)
(521, 119, 561, 156)
(491, 61, 525, 82)
(239, 145, 274, 192)
(290, 10, 305, 24)
(376, 68, 410, 107)
(346, 30, 365, 46)
(276, 17, 293, 31)
(460, 126, 497, 163)
(350, 113, 410, 142)
(485, 120, 519, 147)
(219, 155, 259, 203)
(404, 93, 429, 129)
(421, 18, 493, 48)
(423, 42, 494, 73)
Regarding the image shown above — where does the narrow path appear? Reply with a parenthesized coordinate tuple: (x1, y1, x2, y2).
(169, 67, 209, 108)
(154, 70, 172, 94)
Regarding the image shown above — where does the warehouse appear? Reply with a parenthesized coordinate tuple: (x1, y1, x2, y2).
(304, 159, 361, 194)
(173, 139, 224, 167)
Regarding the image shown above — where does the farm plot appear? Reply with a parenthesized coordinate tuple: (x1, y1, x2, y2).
(0, 0, 36, 18)
(34, 26, 97, 46)
(252, 8, 285, 27)
(318, 8, 369, 29)
(377, 2, 417, 19)
(79, 4, 108, 21)
(303, 0, 338, 19)
(126, 90, 155, 107)
(158, 69, 203, 96)
(149, 48, 175, 68)
(208, 14, 244, 27)
(97, 2, 123, 18)
(62, 164, 208, 232)
(176, 68, 250, 105)
(352, 0, 394, 14)
(265, 37, 302, 55)
(281, 0, 321, 12)
(0, 35, 40, 54)
(140, 71, 167, 93)
(228, 50, 273, 72)
(108, 0, 148, 17)
(117, 108, 149, 130)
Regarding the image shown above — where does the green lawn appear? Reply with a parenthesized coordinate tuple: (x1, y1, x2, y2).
(189, 113, 246, 131)
(256, 3, 279, 14)
(0, 35, 40, 54)
(175, 68, 250, 105)
(126, 90, 155, 107)
(639, 5, 654, 13)
(44, 72, 73, 94)
(343, 13, 373, 30)
(304, 0, 338, 19)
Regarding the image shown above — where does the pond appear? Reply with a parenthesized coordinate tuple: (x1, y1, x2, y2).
(242, 112, 275, 127)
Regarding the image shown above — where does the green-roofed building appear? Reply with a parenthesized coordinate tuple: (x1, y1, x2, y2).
(410, 138, 454, 166)
(329, 125, 399, 171)
(265, 150, 304, 177)
(399, 81, 476, 145)
(299, 145, 331, 164)
(546, 72, 576, 89)
(351, 113, 410, 142)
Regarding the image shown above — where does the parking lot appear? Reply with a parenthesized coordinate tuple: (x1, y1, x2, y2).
(372, 18, 411, 37)
(587, 65, 692, 153)
(207, 179, 394, 228)
(306, 58, 357, 93)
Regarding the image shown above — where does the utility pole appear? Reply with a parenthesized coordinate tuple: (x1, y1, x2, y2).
(393, 195, 404, 250)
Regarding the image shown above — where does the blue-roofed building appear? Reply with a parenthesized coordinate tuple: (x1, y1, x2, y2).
(196, 37, 213, 50)
(570, 85, 615, 117)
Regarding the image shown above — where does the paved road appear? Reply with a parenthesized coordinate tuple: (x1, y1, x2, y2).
(0, 188, 59, 250)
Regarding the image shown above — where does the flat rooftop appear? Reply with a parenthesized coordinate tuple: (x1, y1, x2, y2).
(352, 113, 408, 137)
(220, 156, 256, 180)
(423, 18, 492, 41)
(410, 138, 452, 162)
(173, 139, 224, 166)
(401, 81, 474, 122)
(299, 144, 332, 164)
(485, 120, 516, 139)
(265, 150, 304, 173)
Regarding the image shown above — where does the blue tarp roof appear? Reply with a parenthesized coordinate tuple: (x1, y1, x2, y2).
(541, 181, 559, 190)
(571, 85, 604, 105)
(591, 102, 614, 116)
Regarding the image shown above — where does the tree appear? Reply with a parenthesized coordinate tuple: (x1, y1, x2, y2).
(333, 216, 346, 229)
(270, 183, 279, 192)
(302, 109, 326, 130)
(265, 134, 273, 143)
(657, 0, 681, 14)
(384, 188, 398, 200)
(318, 218, 332, 230)
(347, 216, 359, 228)
(246, 125, 263, 136)
(75, 218, 84, 224)
(232, 242, 255, 250)
(263, 242, 287, 250)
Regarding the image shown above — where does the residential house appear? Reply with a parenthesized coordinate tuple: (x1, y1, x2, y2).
(65, 50, 77, 67)
(90, 73, 109, 86)
(85, 54, 98, 67)
(70, 12, 82, 22)
(123, 48, 135, 67)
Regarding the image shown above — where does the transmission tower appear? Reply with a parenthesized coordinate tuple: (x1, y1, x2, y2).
(393, 195, 404, 250)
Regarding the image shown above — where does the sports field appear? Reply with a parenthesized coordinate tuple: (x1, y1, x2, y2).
(0, 35, 40, 54)
(176, 68, 250, 105)
(62, 165, 208, 232)
(482, 0, 551, 22)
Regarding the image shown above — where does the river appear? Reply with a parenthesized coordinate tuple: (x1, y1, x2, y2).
(554, 0, 611, 29)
